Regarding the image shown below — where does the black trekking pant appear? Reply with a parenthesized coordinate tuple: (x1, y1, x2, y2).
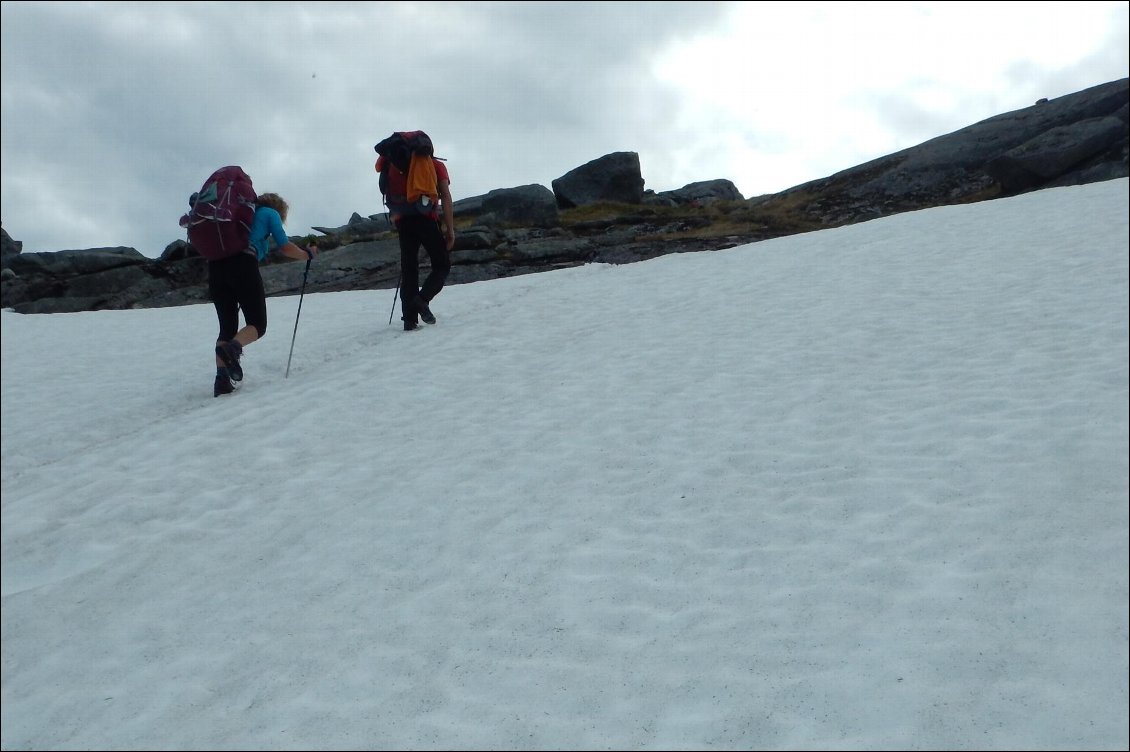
(397, 215, 450, 326)
(208, 251, 267, 340)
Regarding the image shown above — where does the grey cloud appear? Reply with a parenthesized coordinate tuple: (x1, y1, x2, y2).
(3, 1, 730, 255)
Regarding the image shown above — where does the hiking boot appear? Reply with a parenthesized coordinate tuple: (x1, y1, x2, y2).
(214, 373, 235, 397)
(414, 295, 436, 325)
(216, 340, 243, 382)
(404, 321, 419, 331)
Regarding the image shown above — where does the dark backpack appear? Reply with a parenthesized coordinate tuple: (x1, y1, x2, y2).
(179, 166, 257, 260)
(374, 131, 436, 215)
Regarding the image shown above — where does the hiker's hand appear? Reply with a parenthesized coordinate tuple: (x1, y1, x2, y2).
(443, 227, 455, 251)
(305, 245, 319, 259)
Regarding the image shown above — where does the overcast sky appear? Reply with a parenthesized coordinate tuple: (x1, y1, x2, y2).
(2, 0, 1128, 258)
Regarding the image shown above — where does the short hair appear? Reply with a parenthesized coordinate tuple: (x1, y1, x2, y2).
(257, 193, 289, 223)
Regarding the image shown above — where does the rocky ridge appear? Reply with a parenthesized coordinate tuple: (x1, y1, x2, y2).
(2, 78, 1126, 315)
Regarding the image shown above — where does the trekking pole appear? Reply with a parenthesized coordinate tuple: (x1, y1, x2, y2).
(285, 258, 312, 379)
(387, 272, 401, 326)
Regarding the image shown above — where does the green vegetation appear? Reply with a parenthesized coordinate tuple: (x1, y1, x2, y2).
(559, 196, 829, 242)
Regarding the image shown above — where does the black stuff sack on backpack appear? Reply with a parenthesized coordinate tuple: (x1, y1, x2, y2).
(374, 131, 435, 200)
(375, 131, 433, 172)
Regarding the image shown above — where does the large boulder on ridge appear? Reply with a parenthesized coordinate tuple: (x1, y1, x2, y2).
(655, 179, 745, 206)
(478, 184, 559, 227)
(552, 152, 646, 208)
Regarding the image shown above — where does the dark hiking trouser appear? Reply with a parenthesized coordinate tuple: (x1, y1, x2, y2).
(209, 251, 267, 340)
(397, 214, 451, 326)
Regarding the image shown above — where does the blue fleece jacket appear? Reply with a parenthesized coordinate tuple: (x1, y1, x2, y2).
(248, 206, 290, 262)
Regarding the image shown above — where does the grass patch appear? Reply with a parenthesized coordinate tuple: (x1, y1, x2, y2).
(558, 197, 831, 242)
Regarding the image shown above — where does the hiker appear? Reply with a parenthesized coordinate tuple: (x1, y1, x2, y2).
(211, 192, 318, 397)
(374, 131, 455, 330)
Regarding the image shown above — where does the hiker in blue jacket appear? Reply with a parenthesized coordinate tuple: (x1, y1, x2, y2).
(211, 193, 317, 397)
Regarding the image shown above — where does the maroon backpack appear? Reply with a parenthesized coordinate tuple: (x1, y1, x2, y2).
(179, 166, 257, 260)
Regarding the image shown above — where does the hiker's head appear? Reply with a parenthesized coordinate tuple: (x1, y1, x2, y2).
(257, 193, 289, 223)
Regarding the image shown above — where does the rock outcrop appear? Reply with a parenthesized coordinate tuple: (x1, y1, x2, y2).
(551, 151, 647, 208)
